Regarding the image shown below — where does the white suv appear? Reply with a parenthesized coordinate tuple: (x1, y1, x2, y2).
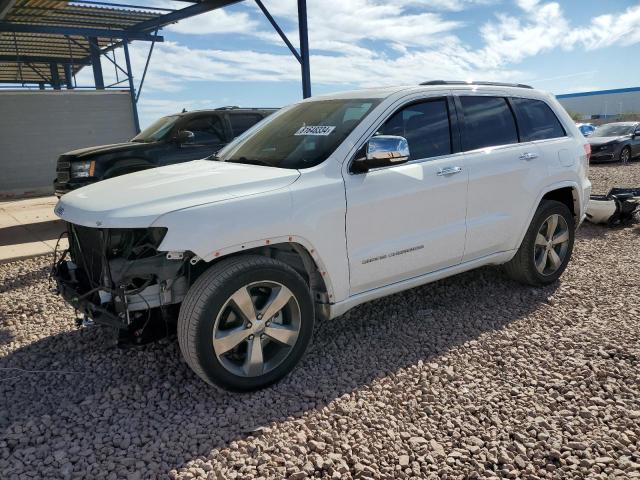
(53, 81, 591, 391)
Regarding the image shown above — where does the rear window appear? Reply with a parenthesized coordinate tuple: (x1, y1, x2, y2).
(511, 98, 566, 141)
(459, 96, 518, 151)
(229, 113, 264, 138)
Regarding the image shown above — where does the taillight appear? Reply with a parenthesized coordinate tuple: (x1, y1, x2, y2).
(583, 143, 591, 175)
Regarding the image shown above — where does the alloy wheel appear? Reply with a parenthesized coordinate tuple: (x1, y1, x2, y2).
(212, 281, 301, 377)
(621, 148, 630, 164)
(533, 214, 570, 276)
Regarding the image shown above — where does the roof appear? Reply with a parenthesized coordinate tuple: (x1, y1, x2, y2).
(0, 0, 166, 83)
(556, 86, 640, 99)
(309, 83, 547, 102)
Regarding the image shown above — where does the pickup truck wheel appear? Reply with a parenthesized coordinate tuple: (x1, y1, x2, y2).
(504, 200, 575, 286)
(178, 255, 314, 391)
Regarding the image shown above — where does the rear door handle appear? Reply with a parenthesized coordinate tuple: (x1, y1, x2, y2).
(519, 152, 539, 161)
(437, 166, 463, 176)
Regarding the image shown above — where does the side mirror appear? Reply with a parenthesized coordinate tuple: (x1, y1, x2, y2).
(177, 130, 195, 144)
(351, 135, 410, 173)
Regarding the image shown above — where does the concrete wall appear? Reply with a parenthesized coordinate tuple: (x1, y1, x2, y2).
(0, 91, 136, 197)
(557, 89, 640, 119)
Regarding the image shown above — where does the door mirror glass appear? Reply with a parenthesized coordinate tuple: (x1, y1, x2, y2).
(177, 130, 195, 144)
(352, 135, 410, 173)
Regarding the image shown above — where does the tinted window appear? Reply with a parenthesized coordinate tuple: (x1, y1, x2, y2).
(511, 98, 565, 141)
(377, 99, 451, 160)
(131, 115, 179, 142)
(460, 96, 518, 150)
(217, 99, 380, 169)
(182, 115, 226, 145)
(229, 113, 264, 137)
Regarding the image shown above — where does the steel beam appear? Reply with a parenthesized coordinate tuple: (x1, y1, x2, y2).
(89, 37, 104, 89)
(49, 62, 61, 89)
(0, 55, 91, 65)
(0, 22, 164, 42)
(64, 64, 74, 89)
(130, 0, 242, 33)
(297, 0, 311, 98)
(122, 41, 140, 134)
(0, 0, 15, 20)
(254, 0, 301, 63)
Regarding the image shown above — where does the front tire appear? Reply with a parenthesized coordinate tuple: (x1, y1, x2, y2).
(504, 200, 575, 286)
(178, 255, 314, 391)
(620, 146, 631, 164)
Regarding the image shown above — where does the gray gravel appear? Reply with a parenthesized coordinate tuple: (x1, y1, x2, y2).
(1, 164, 639, 479)
(589, 162, 640, 194)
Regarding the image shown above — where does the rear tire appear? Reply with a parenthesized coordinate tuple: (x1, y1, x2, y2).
(504, 200, 575, 286)
(178, 255, 314, 391)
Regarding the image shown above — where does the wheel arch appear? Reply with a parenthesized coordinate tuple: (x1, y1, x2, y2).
(541, 185, 578, 220)
(513, 182, 581, 254)
(188, 238, 334, 320)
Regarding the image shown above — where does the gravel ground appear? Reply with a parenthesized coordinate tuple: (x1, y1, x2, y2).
(1, 164, 639, 480)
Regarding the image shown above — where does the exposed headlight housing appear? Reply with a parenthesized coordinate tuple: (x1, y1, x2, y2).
(70, 160, 95, 178)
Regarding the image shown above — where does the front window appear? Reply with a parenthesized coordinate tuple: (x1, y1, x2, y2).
(592, 124, 635, 137)
(377, 98, 452, 160)
(132, 115, 179, 142)
(216, 99, 381, 169)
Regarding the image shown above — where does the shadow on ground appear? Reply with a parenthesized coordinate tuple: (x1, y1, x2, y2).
(0, 220, 63, 248)
(0, 262, 557, 476)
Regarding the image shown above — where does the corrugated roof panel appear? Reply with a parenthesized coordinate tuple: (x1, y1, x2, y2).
(0, 0, 168, 83)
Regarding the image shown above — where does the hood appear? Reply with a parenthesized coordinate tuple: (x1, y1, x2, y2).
(63, 141, 150, 158)
(588, 136, 627, 146)
(55, 160, 300, 228)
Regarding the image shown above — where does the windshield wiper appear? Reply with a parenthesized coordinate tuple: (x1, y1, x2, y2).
(227, 157, 272, 167)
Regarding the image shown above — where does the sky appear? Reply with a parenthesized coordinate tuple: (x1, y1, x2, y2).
(76, 0, 640, 127)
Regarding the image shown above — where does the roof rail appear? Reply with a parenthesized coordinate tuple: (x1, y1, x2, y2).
(420, 80, 534, 89)
(215, 106, 240, 110)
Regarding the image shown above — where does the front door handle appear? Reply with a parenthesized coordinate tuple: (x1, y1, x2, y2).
(437, 166, 463, 176)
(519, 152, 539, 161)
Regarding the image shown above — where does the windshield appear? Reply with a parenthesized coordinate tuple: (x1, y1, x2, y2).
(132, 115, 179, 142)
(592, 123, 635, 137)
(216, 99, 381, 169)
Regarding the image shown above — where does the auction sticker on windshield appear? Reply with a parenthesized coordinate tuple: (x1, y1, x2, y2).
(294, 125, 336, 136)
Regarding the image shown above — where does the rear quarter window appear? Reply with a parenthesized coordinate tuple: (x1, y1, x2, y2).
(510, 97, 566, 142)
(459, 96, 518, 151)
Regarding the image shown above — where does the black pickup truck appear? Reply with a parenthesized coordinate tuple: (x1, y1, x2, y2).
(54, 107, 276, 196)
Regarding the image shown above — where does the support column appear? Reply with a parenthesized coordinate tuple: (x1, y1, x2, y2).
(89, 36, 104, 89)
(122, 41, 141, 134)
(64, 64, 74, 89)
(49, 62, 61, 90)
(297, 0, 311, 98)
(39, 82, 45, 90)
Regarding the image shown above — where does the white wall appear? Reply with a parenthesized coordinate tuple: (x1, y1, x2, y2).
(557, 91, 640, 118)
(0, 90, 136, 197)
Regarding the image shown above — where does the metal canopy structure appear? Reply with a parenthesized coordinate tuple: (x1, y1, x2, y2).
(0, 0, 311, 132)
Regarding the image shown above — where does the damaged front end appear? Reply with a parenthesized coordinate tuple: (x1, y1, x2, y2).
(52, 223, 189, 341)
